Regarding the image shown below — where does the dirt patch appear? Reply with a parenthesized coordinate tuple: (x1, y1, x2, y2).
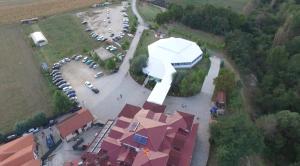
(77, 2, 128, 40)
(0, 0, 101, 24)
(94, 47, 114, 60)
(0, 24, 53, 132)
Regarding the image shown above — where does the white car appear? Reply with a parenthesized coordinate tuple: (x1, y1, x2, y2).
(94, 72, 104, 78)
(84, 81, 93, 89)
(63, 86, 73, 92)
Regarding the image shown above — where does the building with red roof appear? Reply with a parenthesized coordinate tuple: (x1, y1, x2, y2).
(0, 134, 41, 166)
(57, 109, 94, 141)
(81, 104, 198, 166)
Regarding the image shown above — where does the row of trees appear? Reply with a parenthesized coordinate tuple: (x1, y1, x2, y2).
(156, 4, 244, 35)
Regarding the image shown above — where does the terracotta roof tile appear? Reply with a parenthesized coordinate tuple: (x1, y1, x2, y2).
(57, 109, 94, 138)
(0, 134, 40, 166)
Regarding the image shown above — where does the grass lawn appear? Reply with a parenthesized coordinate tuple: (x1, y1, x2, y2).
(23, 13, 101, 64)
(134, 30, 157, 57)
(137, 1, 162, 24)
(170, 0, 250, 13)
(164, 23, 225, 50)
(0, 24, 53, 133)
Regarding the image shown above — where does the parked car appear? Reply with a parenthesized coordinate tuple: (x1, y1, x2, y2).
(66, 90, 76, 95)
(56, 80, 66, 86)
(68, 93, 76, 98)
(93, 64, 99, 69)
(6, 134, 17, 141)
(53, 78, 63, 84)
(91, 87, 99, 94)
(89, 62, 96, 68)
(94, 72, 104, 78)
(70, 96, 78, 101)
(82, 57, 88, 63)
(46, 135, 55, 149)
(63, 86, 72, 92)
(52, 72, 61, 77)
(64, 57, 71, 62)
(84, 81, 93, 89)
(86, 60, 93, 65)
(52, 66, 60, 70)
(28, 128, 39, 134)
(50, 70, 59, 76)
(59, 83, 70, 89)
(69, 105, 82, 113)
(52, 75, 62, 81)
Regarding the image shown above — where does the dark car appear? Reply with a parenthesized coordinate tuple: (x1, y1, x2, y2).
(71, 55, 77, 60)
(91, 87, 99, 94)
(52, 76, 62, 81)
(89, 62, 96, 68)
(56, 80, 66, 86)
(53, 78, 63, 84)
(52, 72, 61, 77)
(66, 90, 76, 95)
(68, 93, 76, 98)
(52, 66, 60, 70)
(50, 70, 59, 76)
(69, 105, 82, 113)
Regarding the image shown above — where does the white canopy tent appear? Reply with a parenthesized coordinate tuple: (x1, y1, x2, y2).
(30, 31, 48, 47)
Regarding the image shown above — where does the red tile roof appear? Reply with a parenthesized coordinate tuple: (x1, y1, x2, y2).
(0, 134, 41, 166)
(143, 102, 166, 113)
(118, 104, 141, 119)
(57, 109, 94, 138)
(81, 104, 198, 166)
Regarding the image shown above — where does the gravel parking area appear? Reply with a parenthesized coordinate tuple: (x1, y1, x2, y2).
(77, 2, 128, 40)
(61, 61, 100, 88)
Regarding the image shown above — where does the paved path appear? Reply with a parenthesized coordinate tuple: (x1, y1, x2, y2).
(66, 1, 221, 165)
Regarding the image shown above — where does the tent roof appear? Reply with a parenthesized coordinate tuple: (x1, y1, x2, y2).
(148, 37, 202, 64)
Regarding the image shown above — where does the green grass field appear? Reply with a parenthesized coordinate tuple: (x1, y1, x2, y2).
(24, 13, 100, 64)
(170, 0, 249, 13)
(0, 24, 53, 133)
(165, 23, 225, 49)
(137, 1, 162, 24)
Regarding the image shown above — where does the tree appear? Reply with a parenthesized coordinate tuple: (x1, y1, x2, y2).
(32, 112, 47, 127)
(286, 36, 300, 55)
(130, 54, 147, 75)
(0, 132, 5, 143)
(214, 68, 235, 94)
(53, 90, 74, 116)
(211, 112, 264, 166)
(15, 120, 30, 135)
(256, 110, 300, 164)
(105, 58, 116, 70)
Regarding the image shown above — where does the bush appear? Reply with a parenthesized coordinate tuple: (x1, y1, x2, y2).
(121, 40, 130, 50)
(130, 54, 148, 75)
(105, 58, 117, 70)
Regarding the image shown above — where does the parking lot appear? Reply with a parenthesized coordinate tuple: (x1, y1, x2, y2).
(77, 2, 129, 40)
(60, 60, 103, 99)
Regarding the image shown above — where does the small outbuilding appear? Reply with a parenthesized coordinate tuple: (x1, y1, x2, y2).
(56, 109, 94, 141)
(30, 31, 48, 47)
